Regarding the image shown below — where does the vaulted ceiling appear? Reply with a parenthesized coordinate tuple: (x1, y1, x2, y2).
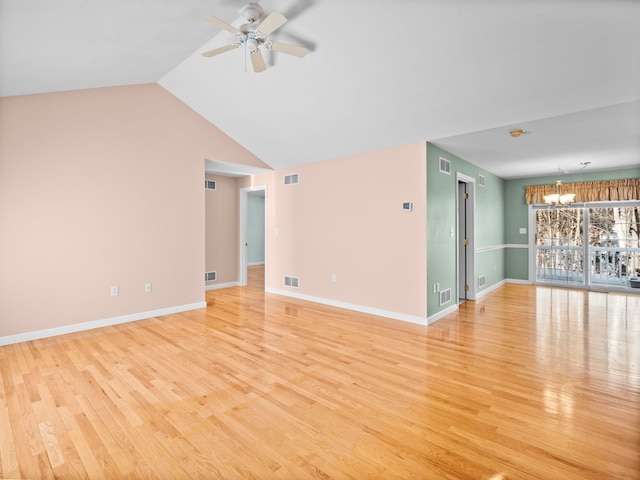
(1, 0, 638, 179)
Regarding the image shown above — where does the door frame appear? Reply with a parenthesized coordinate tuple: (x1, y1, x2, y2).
(239, 185, 267, 287)
(456, 173, 476, 301)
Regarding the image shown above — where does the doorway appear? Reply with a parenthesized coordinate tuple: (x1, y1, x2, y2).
(457, 174, 476, 302)
(239, 185, 267, 288)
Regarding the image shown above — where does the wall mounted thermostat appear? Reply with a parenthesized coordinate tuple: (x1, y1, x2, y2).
(402, 202, 413, 212)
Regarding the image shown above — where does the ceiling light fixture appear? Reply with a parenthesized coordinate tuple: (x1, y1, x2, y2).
(543, 179, 575, 206)
(509, 129, 526, 138)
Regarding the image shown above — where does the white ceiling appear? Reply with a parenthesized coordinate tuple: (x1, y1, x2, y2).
(1, 0, 639, 179)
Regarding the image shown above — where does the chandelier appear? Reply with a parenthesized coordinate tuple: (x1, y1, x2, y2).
(543, 179, 575, 206)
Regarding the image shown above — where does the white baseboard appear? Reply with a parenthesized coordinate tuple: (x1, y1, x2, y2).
(506, 278, 532, 285)
(205, 281, 239, 291)
(247, 262, 265, 266)
(475, 279, 506, 299)
(426, 303, 459, 325)
(0, 301, 207, 347)
(266, 288, 429, 326)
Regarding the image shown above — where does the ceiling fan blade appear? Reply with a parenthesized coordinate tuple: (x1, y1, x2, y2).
(270, 41, 308, 58)
(256, 12, 287, 35)
(202, 44, 237, 57)
(203, 15, 241, 34)
(250, 50, 267, 72)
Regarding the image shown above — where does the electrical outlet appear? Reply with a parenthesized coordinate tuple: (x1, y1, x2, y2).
(110, 285, 119, 296)
(145, 282, 152, 293)
(331, 274, 337, 282)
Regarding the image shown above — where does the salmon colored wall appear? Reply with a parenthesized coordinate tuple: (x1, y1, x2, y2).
(0, 84, 263, 340)
(205, 174, 239, 286)
(241, 143, 427, 319)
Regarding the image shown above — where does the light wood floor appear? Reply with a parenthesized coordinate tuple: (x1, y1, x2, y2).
(1, 267, 639, 479)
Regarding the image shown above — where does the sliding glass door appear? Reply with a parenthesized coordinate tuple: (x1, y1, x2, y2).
(533, 202, 640, 291)
(588, 205, 640, 289)
(535, 207, 585, 287)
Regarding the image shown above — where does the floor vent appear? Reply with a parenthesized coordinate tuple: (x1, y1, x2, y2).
(205, 271, 217, 282)
(284, 173, 299, 185)
(205, 180, 217, 190)
(478, 174, 486, 187)
(439, 157, 451, 175)
(478, 275, 486, 288)
(284, 276, 299, 288)
(439, 288, 452, 306)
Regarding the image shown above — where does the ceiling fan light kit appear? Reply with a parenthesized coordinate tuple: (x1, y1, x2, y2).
(202, 2, 308, 73)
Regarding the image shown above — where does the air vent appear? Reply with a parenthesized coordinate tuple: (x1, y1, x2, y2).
(439, 288, 451, 306)
(284, 276, 299, 288)
(439, 157, 451, 175)
(205, 180, 217, 190)
(284, 173, 299, 185)
(205, 271, 217, 282)
(478, 174, 486, 187)
(478, 275, 486, 288)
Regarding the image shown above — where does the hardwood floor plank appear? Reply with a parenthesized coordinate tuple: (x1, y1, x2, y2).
(0, 402, 20, 480)
(1, 274, 639, 479)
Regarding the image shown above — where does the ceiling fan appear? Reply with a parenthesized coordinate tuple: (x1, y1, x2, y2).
(202, 2, 308, 73)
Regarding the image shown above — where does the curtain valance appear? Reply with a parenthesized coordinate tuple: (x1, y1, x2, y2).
(525, 178, 640, 205)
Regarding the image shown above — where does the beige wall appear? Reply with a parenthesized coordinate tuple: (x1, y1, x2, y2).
(0, 83, 427, 341)
(0, 84, 263, 340)
(241, 142, 428, 319)
(205, 174, 239, 286)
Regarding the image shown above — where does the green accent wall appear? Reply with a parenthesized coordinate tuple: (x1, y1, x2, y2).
(427, 140, 638, 317)
(427, 143, 506, 318)
(504, 167, 640, 280)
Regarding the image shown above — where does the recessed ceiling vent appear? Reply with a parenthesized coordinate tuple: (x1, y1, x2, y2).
(478, 174, 486, 187)
(284, 173, 299, 185)
(205, 180, 217, 190)
(439, 288, 451, 306)
(284, 276, 299, 288)
(439, 157, 451, 175)
(205, 271, 217, 282)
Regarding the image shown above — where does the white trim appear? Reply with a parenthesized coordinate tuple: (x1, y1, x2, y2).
(475, 244, 528, 253)
(205, 281, 239, 291)
(247, 261, 265, 266)
(0, 301, 207, 346)
(475, 279, 506, 299)
(506, 278, 532, 285)
(266, 288, 429, 326)
(476, 244, 505, 253)
(426, 303, 459, 325)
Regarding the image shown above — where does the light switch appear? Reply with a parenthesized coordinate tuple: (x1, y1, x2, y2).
(519, 227, 527, 234)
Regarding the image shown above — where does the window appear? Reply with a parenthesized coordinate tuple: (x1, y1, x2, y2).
(532, 202, 640, 291)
